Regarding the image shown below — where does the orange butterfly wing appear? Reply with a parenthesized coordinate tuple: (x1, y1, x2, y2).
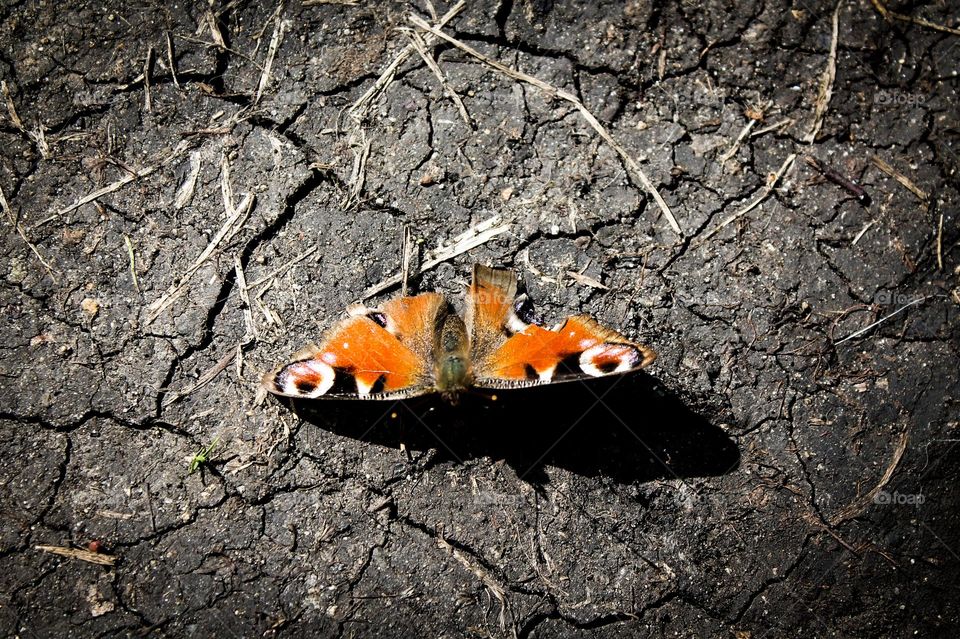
(467, 265, 656, 388)
(263, 293, 445, 399)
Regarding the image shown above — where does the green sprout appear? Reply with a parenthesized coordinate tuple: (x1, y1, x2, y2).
(189, 436, 221, 474)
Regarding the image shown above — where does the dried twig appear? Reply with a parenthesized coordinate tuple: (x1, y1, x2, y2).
(1, 185, 56, 282)
(804, 155, 871, 205)
(870, 155, 929, 202)
(406, 30, 471, 126)
(362, 215, 511, 299)
(700, 153, 797, 241)
(145, 190, 254, 325)
(830, 429, 909, 525)
(834, 296, 927, 345)
(804, 2, 840, 144)
(33, 140, 192, 229)
(256, 5, 286, 103)
(348, 1, 466, 119)
(409, 14, 682, 237)
(871, 0, 960, 35)
(35, 545, 116, 566)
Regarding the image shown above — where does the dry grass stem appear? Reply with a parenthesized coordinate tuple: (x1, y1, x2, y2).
(143, 46, 153, 112)
(234, 255, 258, 341)
(348, 1, 466, 119)
(566, 270, 609, 290)
(409, 14, 682, 237)
(751, 117, 795, 137)
(720, 100, 772, 164)
(870, 155, 930, 202)
(936, 211, 944, 270)
(2, 80, 24, 130)
(718, 118, 758, 164)
(342, 130, 371, 208)
(1, 185, 57, 282)
(406, 30, 472, 126)
(247, 245, 319, 289)
(851, 220, 875, 245)
(205, 10, 227, 49)
(362, 215, 511, 299)
(166, 31, 181, 89)
(34, 140, 192, 229)
(35, 545, 116, 566)
(401, 225, 414, 296)
(871, 0, 960, 35)
(3, 80, 49, 158)
(256, 6, 286, 103)
(830, 430, 909, 525)
(834, 296, 927, 345)
(436, 536, 513, 635)
(124, 234, 140, 292)
(701, 153, 797, 241)
(175, 150, 203, 208)
(146, 192, 254, 325)
(220, 153, 235, 213)
(804, 2, 840, 143)
(163, 346, 240, 407)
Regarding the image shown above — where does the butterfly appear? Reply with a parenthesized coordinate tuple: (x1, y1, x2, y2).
(262, 265, 656, 402)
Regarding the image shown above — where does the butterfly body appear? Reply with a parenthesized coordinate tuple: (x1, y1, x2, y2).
(432, 305, 471, 400)
(264, 265, 656, 402)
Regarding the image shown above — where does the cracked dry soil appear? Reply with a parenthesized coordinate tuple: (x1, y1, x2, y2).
(1, 1, 958, 637)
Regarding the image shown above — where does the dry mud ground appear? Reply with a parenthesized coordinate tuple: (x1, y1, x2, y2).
(1, 1, 958, 637)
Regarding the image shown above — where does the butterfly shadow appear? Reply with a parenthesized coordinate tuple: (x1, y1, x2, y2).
(284, 374, 740, 486)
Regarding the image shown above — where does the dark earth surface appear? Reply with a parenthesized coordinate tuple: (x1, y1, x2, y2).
(1, 1, 958, 637)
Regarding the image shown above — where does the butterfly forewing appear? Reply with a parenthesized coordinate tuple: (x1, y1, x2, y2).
(472, 315, 656, 389)
(264, 309, 435, 400)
